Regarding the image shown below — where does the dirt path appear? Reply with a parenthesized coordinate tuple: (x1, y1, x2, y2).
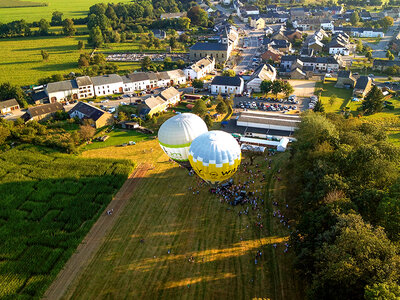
(42, 163, 150, 300)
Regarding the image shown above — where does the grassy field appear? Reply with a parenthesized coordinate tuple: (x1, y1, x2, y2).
(0, 0, 46, 8)
(82, 129, 153, 151)
(58, 139, 304, 299)
(0, 0, 132, 23)
(0, 145, 133, 298)
(0, 32, 146, 86)
(315, 82, 353, 113)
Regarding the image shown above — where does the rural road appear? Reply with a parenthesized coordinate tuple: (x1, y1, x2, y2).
(366, 19, 400, 58)
(43, 163, 150, 300)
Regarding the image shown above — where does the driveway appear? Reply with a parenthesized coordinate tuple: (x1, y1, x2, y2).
(366, 19, 400, 58)
(288, 80, 316, 97)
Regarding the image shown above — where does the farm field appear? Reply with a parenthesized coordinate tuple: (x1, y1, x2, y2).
(0, 33, 144, 86)
(59, 140, 304, 300)
(0, 145, 133, 298)
(0, 0, 132, 23)
(0, 0, 46, 8)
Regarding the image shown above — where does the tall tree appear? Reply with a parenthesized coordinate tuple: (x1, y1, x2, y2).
(192, 99, 207, 117)
(141, 56, 152, 70)
(260, 80, 273, 95)
(216, 101, 228, 115)
(313, 99, 325, 112)
(271, 80, 283, 96)
(222, 69, 236, 77)
(0, 82, 28, 108)
(89, 26, 104, 48)
(282, 81, 294, 97)
(187, 6, 208, 26)
(204, 114, 213, 129)
(38, 18, 50, 35)
(362, 85, 384, 115)
(350, 11, 360, 25)
(62, 18, 76, 36)
(51, 11, 63, 26)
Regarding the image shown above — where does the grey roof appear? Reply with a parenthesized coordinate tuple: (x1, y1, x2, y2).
(337, 70, 351, 78)
(211, 76, 243, 87)
(47, 80, 78, 93)
(128, 72, 151, 83)
(76, 76, 92, 87)
(160, 87, 180, 101)
(190, 42, 228, 51)
(355, 76, 371, 90)
(373, 59, 400, 67)
(0, 99, 19, 110)
(144, 96, 166, 110)
(31, 91, 48, 102)
(91, 74, 123, 86)
(281, 55, 339, 64)
(27, 102, 64, 117)
(68, 101, 107, 121)
(157, 72, 171, 80)
(249, 64, 276, 81)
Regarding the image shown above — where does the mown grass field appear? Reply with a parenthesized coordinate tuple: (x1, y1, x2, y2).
(0, 145, 133, 298)
(0, 0, 132, 23)
(315, 81, 353, 113)
(0, 31, 144, 86)
(0, 0, 46, 8)
(59, 140, 304, 300)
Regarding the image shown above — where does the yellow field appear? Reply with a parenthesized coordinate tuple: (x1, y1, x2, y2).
(57, 140, 303, 299)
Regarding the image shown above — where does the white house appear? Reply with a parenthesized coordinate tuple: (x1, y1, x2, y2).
(210, 76, 244, 95)
(75, 76, 94, 99)
(328, 44, 350, 55)
(320, 21, 334, 31)
(247, 64, 277, 93)
(0, 99, 20, 114)
(159, 86, 181, 106)
(46, 80, 79, 103)
(166, 69, 187, 86)
(91, 74, 123, 96)
(184, 56, 215, 80)
(126, 72, 151, 92)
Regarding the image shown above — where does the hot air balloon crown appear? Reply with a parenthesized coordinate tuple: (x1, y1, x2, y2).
(188, 130, 241, 183)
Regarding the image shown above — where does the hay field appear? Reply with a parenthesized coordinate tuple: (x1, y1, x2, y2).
(0, 0, 132, 23)
(59, 140, 303, 300)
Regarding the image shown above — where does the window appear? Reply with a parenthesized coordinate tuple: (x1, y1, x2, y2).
(194, 53, 196, 57)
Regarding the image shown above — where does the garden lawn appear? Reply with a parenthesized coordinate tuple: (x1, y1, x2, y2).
(0, 145, 133, 298)
(315, 82, 353, 113)
(0, 0, 132, 23)
(82, 129, 152, 151)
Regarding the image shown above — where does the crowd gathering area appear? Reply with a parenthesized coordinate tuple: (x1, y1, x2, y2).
(73, 140, 301, 299)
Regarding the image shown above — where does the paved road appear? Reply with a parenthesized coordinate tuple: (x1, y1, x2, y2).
(366, 20, 400, 58)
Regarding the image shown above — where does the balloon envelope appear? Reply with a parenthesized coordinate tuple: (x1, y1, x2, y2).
(189, 130, 241, 183)
(158, 113, 208, 168)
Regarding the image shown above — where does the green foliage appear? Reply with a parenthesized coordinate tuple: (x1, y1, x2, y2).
(204, 114, 213, 129)
(192, 99, 207, 117)
(222, 69, 236, 77)
(0, 146, 133, 298)
(350, 11, 359, 26)
(141, 56, 152, 71)
(313, 99, 325, 112)
(215, 101, 228, 115)
(260, 80, 273, 95)
(51, 11, 63, 26)
(192, 79, 204, 89)
(38, 18, 50, 35)
(62, 18, 76, 36)
(365, 282, 400, 300)
(287, 112, 400, 299)
(187, 6, 208, 27)
(362, 85, 384, 115)
(40, 49, 49, 60)
(0, 82, 28, 108)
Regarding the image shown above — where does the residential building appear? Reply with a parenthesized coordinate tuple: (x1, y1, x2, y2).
(250, 16, 265, 29)
(327, 39, 350, 55)
(308, 40, 324, 53)
(247, 64, 277, 92)
(373, 59, 400, 72)
(189, 42, 229, 63)
(184, 56, 215, 80)
(333, 26, 384, 38)
(353, 76, 373, 98)
(46, 80, 78, 103)
(23, 102, 64, 122)
(75, 76, 94, 99)
(151, 29, 167, 39)
(139, 96, 168, 117)
(159, 86, 180, 105)
(166, 69, 186, 86)
(0, 99, 20, 115)
(321, 20, 334, 30)
(160, 12, 187, 19)
(293, 18, 321, 31)
(285, 30, 302, 41)
(125, 72, 151, 92)
(300, 48, 314, 57)
(69, 102, 114, 128)
(281, 55, 341, 72)
(91, 74, 123, 96)
(210, 76, 244, 95)
(264, 38, 292, 53)
(335, 70, 356, 88)
(261, 48, 284, 62)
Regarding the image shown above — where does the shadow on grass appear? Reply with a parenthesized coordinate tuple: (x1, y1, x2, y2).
(32, 62, 76, 72)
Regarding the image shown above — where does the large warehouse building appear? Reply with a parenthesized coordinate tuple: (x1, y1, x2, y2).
(236, 111, 300, 132)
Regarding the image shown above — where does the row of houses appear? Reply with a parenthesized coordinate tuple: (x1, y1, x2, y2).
(45, 70, 187, 103)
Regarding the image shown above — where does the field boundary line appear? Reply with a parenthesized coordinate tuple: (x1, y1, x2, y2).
(42, 163, 150, 300)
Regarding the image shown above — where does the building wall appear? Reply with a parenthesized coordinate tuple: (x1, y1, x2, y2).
(94, 82, 123, 96)
(1, 104, 20, 114)
(329, 47, 350, 55)
(78, 85, 94, 99)
(211, 83, 244, 95)
(190, 49, 228, 63)
(148, 102, 168, 117)
(95, 112, 114, 128)
(48, 89, 78, 102)
(237, 120, 297, 131)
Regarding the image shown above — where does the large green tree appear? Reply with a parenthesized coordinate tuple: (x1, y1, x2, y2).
(260, 80, 273, 95)
(38, 18, 50, 35)
(350, 11, 360, 25)
(192, 99, 207, 117)
(62, 18, 76, 36)
(187, 6, 208, 26)
(362, 85, 384, 115)
(215, 101, 228, 115)
(0, 82, 28, 108)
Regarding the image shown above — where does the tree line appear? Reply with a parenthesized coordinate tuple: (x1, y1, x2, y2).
(285, 112, 400, 299)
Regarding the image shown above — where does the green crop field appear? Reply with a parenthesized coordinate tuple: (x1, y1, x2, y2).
(0, 145, 133, 298)
(0, 0, 47, 8)
(59, 140, 304, 299)
(0, 32, 143, 86)
(0, 0, 132, 23)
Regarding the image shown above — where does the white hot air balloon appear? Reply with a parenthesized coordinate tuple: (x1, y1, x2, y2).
(158, 113, 208, 169)
(188, 130, 241, 183)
